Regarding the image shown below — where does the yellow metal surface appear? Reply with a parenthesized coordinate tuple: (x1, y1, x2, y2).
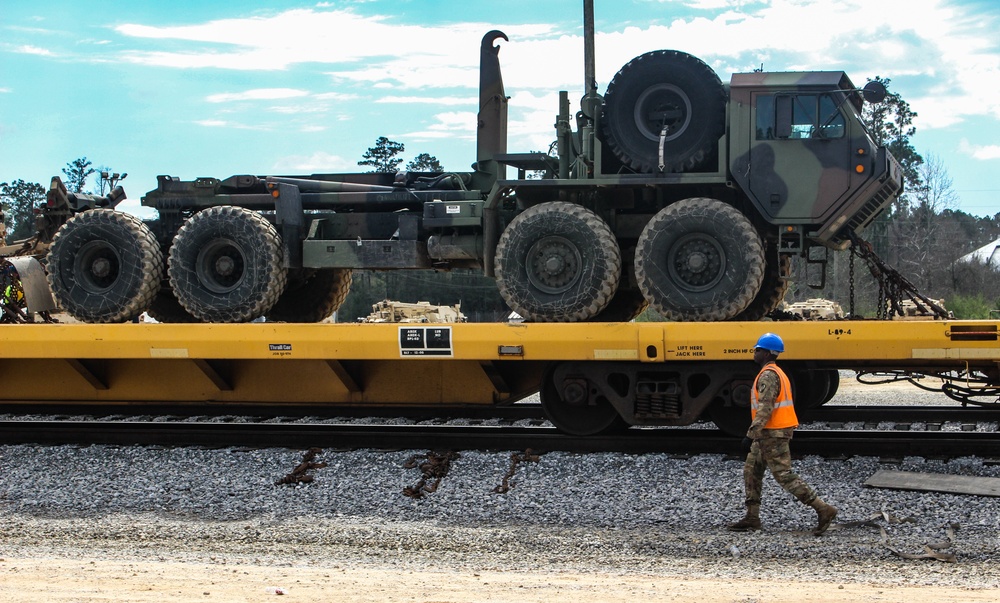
(0, 320, 995, 405)
(1, 320, 996, 361)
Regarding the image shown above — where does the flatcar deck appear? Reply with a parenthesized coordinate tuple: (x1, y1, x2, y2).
(0, 320, 995, 408)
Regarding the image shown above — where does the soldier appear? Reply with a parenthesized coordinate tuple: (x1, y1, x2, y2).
(728, 332, 838, 535)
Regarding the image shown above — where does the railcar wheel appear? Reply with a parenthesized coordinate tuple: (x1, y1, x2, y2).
(495, 201, 621, 322)
(46, 209, 162, 323)
(822, 369, 840, 404)
(635, 198, 765, 321)
(266, 268, 352, 323)
(540, 366, 626, 436)
(790, 369, 832, 410)
(168, 206, 287, 323)
(707, 402, 752, 437)
(601, 50, 726, 173)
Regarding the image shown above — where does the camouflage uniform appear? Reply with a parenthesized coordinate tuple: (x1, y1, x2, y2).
(729, 360, 838, 534)
(743, 370, 818, 508)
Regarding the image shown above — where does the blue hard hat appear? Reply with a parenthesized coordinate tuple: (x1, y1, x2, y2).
(754, 332, 785, 354)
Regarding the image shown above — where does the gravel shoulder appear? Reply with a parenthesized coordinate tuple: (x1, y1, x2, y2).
(2, 376, 999, 601)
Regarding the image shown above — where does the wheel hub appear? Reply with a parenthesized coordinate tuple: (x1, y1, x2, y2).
(635, 83, 692, 142)
(214, 256, 235, 277)
(91, 257, 111, 279)
(668, 234, 726, 292)
(562, 381, 589, 406)
(527, 236, 582, 295)
(74, 240, 121, 293)
(196, 238, 246, 294)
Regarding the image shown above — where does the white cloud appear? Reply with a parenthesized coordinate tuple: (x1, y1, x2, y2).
(193, 119, 269, 131)
(313, 92, 361, 101)
(271, 151, 355, 172)
(194, 119, 229, 127)
(206, 88, 309, 103)
(960, 139, 1000, 161)
(13, 44, 54, 57)
(375, 96, 473, 106)
(107, 2, 999, 134)
(115, 9, 538, 72)
(0, 87, 10, 93)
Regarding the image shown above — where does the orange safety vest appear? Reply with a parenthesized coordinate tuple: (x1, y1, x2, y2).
(750, 362, 798, 429)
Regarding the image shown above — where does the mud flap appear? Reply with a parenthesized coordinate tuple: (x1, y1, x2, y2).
(6, 256, 57, 313)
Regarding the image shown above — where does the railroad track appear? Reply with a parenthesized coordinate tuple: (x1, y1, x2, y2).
(3, 402, 998, 424)
(1, 417, 998, 460)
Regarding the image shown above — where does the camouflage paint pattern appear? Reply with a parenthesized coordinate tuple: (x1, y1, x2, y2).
(742, 436, 818, 508)
(728, 71, 904, 249)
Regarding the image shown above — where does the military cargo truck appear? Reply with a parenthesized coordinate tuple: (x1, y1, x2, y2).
(45, 1, 902, 324)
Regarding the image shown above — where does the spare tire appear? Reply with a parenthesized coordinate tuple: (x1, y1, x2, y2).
(602, 50, 726, 173)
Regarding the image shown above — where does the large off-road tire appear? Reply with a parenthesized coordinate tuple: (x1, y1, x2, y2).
(494, 202, 621, 322)
(601, 50, 726, 173)
(732, 241, 791, 321)
(587, 246, 647, 322)
(587, 286, 648, 322)
(147, 286, 199, 323)
(168, 206, 287, 323)
(635, 198, 765, 321)
(266, 268, 352, 323)
(46, 209, 162, 323)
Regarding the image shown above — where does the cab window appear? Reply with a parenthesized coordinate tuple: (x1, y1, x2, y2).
(757, 93, 846, 140)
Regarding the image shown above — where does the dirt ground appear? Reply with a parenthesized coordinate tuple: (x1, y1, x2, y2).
(1, 557, 997, 603)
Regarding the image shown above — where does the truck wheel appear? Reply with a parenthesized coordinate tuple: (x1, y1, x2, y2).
(495, 202, 621, 322)
(731, 242, 790, 321)
(47, 209, 162, 323)
(540, 365, 626, 436)
(266, 268, 352, 323)
(587, 246, 647, 322)
(168, 206, 287, 323)
(147, 286, 199, 323)
(635, 198, 764, 321)
(601, 50, 726, 173)
(587, 286, 647, 322)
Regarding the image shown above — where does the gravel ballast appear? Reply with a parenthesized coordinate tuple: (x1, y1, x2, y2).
(1, 379, 999, 590)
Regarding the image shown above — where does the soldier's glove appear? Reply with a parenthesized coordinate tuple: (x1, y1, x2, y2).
(741, 437, 753, 454)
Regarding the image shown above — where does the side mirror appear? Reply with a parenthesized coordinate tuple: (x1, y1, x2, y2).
(862, 81, 887, 104)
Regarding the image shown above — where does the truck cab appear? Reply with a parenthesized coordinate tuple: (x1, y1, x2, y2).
(728, 72, 903, 250)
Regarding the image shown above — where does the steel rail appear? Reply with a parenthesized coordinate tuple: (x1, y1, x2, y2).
(2, 403, 997, 424)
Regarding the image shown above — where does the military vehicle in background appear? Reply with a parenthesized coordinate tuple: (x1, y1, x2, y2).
(784, 298, 845, 320)
(891, 298, 953, 320)
(43, 0, 902, 324)
(360, 300, 466, 324)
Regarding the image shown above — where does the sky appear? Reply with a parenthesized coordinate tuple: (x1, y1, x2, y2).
(1, 0, 998, 219)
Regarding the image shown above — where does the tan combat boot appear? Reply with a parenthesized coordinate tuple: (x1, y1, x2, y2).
(810, 498, 838, 535)
(727, 505, 761, 532)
